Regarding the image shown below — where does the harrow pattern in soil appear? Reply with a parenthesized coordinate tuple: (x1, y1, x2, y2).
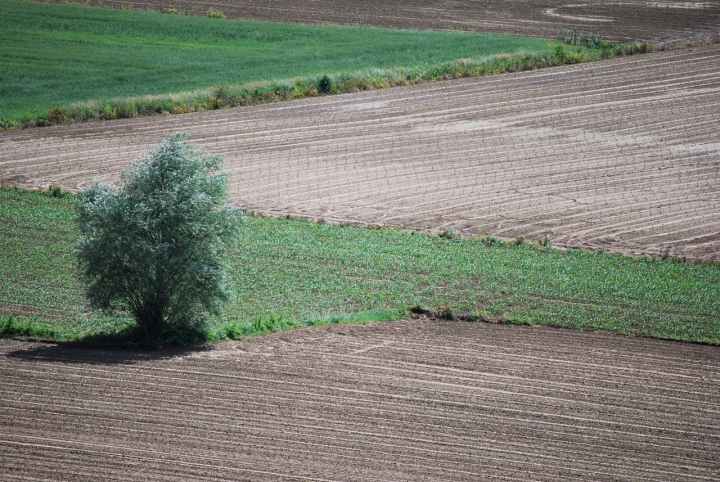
(2, 45, 719, 260)
(42, 0, 720, 45)
(2, 321, 719, 481)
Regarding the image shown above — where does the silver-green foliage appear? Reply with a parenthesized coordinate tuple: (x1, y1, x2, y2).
(75, 133, 240, 341)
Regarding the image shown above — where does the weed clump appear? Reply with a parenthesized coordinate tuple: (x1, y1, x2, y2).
(47, 184, 73, 199)
(437, 302, 454, 320)
(555, 28, 651, 57)
(438, 229, 458, 240)
(482, 236, 503, 247)
(556, 29, 603, 49)
(207, 8, 225, 19)
(536, 235, 552, 248)
(0, 315, 65, 340)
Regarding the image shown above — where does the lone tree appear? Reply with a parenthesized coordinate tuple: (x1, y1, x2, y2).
(75, 133, 240, 344)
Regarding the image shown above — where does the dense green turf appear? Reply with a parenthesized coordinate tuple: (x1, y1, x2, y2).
(2, 187, 719, 344)
(0, 0, 555, 124)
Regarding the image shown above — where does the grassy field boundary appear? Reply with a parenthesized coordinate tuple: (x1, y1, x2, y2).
(1, 186, 718, 347)
(0, 0, 651, 130)
(7, 43, 652, 130)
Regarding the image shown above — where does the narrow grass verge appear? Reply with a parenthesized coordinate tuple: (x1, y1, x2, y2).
(213, 308, 404, 341)
(2, 187, 718, 346)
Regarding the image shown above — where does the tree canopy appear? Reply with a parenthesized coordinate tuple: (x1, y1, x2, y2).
(75, 133, 240, 345)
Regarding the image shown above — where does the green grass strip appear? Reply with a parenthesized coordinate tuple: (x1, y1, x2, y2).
(1, 187, 719, 344)
(0, 0, 646, 129)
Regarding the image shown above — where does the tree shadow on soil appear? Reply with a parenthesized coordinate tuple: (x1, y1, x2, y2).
(5, 326, 213, 365)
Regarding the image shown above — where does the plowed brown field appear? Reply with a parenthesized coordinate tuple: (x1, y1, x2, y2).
(2, 320, 719, 481)
(43, 0, 720, 45)
(2, 45, 719, 260)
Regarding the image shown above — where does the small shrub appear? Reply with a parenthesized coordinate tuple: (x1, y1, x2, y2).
(207, 8, 226, 19)
(514, 235, 525, 246)
(160, 7, 181, 15)
(317, 75, 333, 94)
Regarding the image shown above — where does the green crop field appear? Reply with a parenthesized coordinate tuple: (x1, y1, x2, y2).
(0, 0, 636, 129)
(0, 1, 695, 347)
(1, 187, 719, 344)
(0, 0, 563, 126)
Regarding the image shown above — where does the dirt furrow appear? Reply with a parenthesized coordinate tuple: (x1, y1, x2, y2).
(5, 366, 719, 434)
(40, 0, 720, 46)
(9, 47, 718, 258)
(8, 347, 718, 402)
(2, 392, 714, 479)
(2, 321, 719, 480)
(5, 403, 714, 466)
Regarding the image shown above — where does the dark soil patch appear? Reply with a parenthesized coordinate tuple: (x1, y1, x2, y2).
(2, 320, 719, 480)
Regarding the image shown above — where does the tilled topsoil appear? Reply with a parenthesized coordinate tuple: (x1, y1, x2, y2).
(2, 45, 719, 260)
(1, 320, 719, 481)
(43, 0, 720, 45)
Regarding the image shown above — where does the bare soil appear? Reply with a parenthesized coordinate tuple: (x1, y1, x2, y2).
(1, 320, 719, 481)
(2, 45, 719, 260)
(3, 5, 719, 480)
(44, 0, 720, 45)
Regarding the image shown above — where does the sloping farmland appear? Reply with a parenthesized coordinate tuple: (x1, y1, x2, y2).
(43, 0, 720, 45)
(1, 45, 719, 260)
(2, 320, 720, 481)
